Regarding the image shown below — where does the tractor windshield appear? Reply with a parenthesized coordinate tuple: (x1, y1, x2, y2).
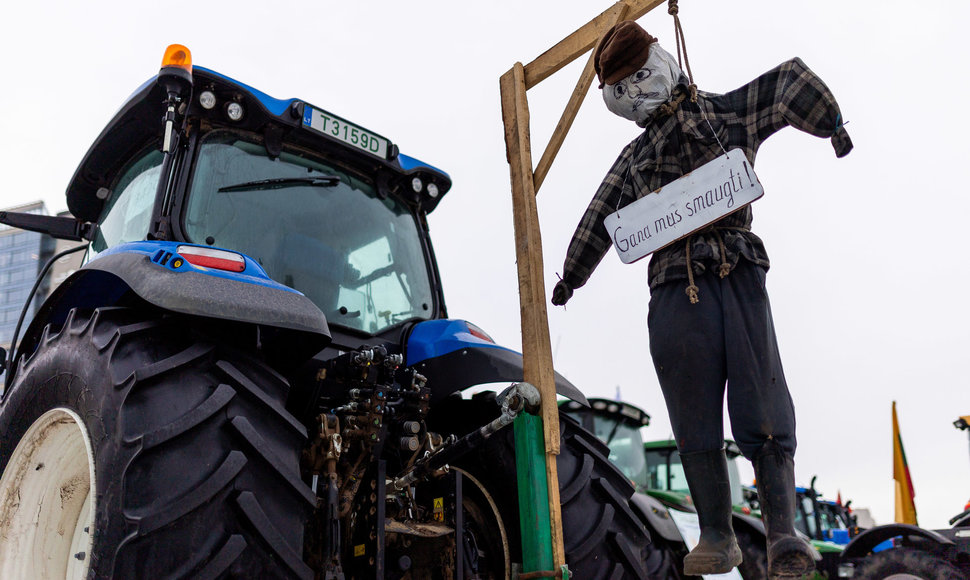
(183, 130, 434, 335)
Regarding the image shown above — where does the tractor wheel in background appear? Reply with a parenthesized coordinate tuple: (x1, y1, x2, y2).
(455, 467, 511, 579)
(735, 530, 768, 580)
(0, 307, 315, 579)
(851, 547, 964, 580)
(436, 401, 653, 580)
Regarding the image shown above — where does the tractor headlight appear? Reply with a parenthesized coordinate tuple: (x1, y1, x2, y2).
(199, 91, 217, 110)
(226, 101, 244, 122)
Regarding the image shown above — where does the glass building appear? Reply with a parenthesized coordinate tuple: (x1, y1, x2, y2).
(0, 202, 56, 349)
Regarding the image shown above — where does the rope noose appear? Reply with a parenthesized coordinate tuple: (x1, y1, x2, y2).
(670, 0, 706, 304)
(667, 0, 698, 102)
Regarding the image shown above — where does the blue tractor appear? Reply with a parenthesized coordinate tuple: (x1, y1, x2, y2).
(0, 46, 651, 579)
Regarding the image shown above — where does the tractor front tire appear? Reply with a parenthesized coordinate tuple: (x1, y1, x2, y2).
(852, 547, 964, 580)
(735, 530, 768, 580)
(0, 307, 315, 579)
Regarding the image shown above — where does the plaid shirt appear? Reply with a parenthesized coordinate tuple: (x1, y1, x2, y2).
(560, 58, 851, 292)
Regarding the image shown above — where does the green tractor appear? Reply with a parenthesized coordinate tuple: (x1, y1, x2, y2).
(645, 439, 860, 578)
(562, 397, 884, 579)
(641, 438, 746, 513)
(561, 398, 768, 579)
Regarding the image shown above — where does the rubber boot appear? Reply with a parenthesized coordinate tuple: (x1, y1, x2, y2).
(753, 442, 817, 578)
(681, 448, 743, 575)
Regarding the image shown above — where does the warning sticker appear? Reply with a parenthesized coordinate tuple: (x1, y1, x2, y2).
(433, 497, 445, 522)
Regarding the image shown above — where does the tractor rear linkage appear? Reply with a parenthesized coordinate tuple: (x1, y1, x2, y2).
(302, 343, 542, 577)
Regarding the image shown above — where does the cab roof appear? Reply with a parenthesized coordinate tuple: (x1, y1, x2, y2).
(67, 66, 452, 223)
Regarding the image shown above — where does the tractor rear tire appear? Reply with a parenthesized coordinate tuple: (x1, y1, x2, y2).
(0, 307, 315, 579)
(852, 547, 964, 580)
(441, 405, 653, 579)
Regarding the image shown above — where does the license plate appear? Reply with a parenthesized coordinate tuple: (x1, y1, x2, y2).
(303, 106, 389, 159)
(605, 148, 764, 264)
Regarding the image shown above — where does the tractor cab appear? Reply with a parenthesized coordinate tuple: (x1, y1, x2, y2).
(560, 398, 652, 488)
(68, 47, 451, 342)
(792, 477, 854, 545)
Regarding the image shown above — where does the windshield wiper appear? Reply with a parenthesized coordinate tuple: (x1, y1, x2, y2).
(218, 175, 341, 193)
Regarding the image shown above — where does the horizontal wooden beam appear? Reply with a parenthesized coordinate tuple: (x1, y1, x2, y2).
(532, 2, 630, 193)
(523, 0, 666, 90)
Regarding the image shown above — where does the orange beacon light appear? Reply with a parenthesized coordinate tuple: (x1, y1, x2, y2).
(161, 44, 192, 72)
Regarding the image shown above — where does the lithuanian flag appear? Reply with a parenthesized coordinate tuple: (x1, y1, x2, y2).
(892, 401, 918, 525)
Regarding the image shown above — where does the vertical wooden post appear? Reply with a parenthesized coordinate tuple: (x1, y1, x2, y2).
(500, 62, 566, 570)
(499, 2, 667, 572)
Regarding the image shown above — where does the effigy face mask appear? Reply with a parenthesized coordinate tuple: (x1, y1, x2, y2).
(603, 44, 681, 124)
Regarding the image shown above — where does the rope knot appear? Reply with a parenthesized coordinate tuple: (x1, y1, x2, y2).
(686, 284, 699, 304)
(688, 84, 698, 103)
(718, 263, 731, 278)
(657, 90, 688, 117)
(667, 0, 679, 15)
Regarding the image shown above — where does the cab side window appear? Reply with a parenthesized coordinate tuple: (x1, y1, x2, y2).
(91, 147, 163, 254)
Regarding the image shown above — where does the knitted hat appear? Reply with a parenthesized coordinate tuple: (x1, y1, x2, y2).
(594, 20, 657, 88)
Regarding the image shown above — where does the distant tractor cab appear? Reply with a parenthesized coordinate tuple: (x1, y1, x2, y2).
(642, 438, 747, 510)
(792, 478, 855, 545)
(560, 398, 651, 488)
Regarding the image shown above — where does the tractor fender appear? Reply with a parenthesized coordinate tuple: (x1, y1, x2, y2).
(405, 319, 588, 406)
(18, 242, 330, 365)
(629, 492, 686, 544)
(841, 523, 954, 559)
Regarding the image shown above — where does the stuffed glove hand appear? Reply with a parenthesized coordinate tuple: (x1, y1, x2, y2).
(832, 126, 853, 158)
(551, 280, 573, 306)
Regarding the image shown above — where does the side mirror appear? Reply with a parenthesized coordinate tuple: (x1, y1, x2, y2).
(0, 211, 97, 242)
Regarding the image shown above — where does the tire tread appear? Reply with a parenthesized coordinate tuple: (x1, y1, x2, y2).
(236, 491, 314, 580)
(130, 450, 247, 534)
(1, 307, 314, 579)
(230, 416, 317, 505)
(136, 383, 236, 449)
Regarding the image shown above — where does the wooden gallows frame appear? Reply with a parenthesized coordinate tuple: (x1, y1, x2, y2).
(499, 0, 667, 574)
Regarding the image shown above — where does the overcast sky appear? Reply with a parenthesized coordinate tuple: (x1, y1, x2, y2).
(2, 0, 968, 529)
